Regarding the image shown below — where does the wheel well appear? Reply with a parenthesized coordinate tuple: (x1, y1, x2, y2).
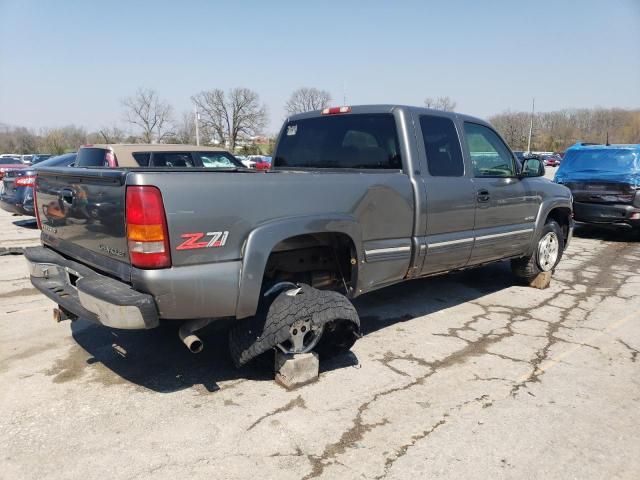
(547, 207, 572, 243)
(264, 233, 357, 296)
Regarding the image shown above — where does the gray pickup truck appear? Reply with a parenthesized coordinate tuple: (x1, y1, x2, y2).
(25, 105, 573, 365)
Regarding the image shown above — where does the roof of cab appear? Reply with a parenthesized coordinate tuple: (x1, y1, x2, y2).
(79, 144, 229, 167)
(285, 104, 490, 128)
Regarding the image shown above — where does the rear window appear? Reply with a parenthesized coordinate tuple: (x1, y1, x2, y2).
(1, 158, 21, 164)
(76, 148, 108, 167)
(274, 114, 402, 169)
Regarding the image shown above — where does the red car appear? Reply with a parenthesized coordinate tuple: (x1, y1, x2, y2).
(0, 157, 28, 180)
(543, 155, 561, 167)
(253, 156, 272, 170)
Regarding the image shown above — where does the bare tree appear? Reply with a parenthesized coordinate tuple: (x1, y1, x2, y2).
(172, 111, 198, 144)
(424, 96, 457, 111)
(91, 126, 126, 144)
(122, 88, 174, 143)
(192, 88, 267, 151)
(285, 87, 332, 115)
(42, 126, 87, 154)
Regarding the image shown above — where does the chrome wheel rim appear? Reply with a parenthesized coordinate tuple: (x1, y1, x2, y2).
(276, 318, 324, 354)
(537, 232, 559, 271)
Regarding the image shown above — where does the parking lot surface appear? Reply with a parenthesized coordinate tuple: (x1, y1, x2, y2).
(1, 191, 639, 479)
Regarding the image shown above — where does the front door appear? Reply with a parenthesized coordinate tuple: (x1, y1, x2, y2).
(462, 122, 539, 264)
(416, 114, 476, 275)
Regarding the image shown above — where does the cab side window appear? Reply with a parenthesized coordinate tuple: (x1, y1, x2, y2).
(420, 115, 464, 176)
(464, 122, 516, 177)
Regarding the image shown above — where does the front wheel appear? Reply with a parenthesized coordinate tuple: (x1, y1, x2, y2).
(511, 220, 565, 282)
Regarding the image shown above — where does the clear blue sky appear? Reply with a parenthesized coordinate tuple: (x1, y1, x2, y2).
(1, 0, 639, 134)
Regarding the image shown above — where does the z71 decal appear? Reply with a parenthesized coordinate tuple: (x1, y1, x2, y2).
(176, 231, 229, 250)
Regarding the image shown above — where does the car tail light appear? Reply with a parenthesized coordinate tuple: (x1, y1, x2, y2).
(15, 175, 36, 187)
(321, 106, 352, 115)
(126, 186, 171, 269)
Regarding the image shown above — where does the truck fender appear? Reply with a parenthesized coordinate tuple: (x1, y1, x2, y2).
(235, 214, 363, 319)
(528, 197, 572, 256)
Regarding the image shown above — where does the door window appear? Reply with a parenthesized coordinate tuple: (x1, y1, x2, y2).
(464, 123, 516, 177)
(420, 115, 464, 176)
(150, 152, 195, 167)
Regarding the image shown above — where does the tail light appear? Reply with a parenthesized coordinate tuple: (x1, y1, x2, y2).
(126, 186, 171, 269)
(15, 175, 36, 187)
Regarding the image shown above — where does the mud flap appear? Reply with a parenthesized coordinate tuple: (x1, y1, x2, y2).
(228, 284, 360, 368)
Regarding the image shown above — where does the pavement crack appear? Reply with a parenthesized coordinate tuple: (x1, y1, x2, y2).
(618, 339, 639, 362)
(247, 395, 306, 431)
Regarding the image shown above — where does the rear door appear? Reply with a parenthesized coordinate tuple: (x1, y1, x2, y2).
(414, 113, 476, 274)
(462, 122, 539, 264)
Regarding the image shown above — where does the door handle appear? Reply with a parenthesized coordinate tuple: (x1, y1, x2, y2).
(477, 189, 490, 203)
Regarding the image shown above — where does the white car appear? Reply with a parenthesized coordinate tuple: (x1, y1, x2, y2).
(235, 155, 256, 168)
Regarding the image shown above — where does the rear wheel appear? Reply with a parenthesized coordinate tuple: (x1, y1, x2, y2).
(512, 219, 565, 282)
(229, 283, 360, 367)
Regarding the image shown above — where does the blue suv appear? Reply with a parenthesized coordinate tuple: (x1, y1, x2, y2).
(554, 143, 640, 231)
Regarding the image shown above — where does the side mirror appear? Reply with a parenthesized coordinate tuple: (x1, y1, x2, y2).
(520, 157, 545, 177)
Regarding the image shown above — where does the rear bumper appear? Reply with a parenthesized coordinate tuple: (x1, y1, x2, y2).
(573, 201, 640, 227)
(0, 188, 33, 216)
(24, 246, 159, 329)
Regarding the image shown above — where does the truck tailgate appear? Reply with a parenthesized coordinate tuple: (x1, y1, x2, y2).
(35, 168, 131, 280)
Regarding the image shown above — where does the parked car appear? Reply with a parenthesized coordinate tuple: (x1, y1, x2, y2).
(1, 153, 76, 216)
(25, 104, 573, 368)
(542, 154, 562, 167)
(75, 144, 244, 168)
(554, 143, 640, 231)
(0, 157, 28, 180)
(30, 154, 54, 165)
(253, 156, 272, 170)
(235, 155, 254, 168)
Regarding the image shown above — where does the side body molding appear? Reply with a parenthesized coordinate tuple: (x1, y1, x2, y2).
(235, 214, 363, 319)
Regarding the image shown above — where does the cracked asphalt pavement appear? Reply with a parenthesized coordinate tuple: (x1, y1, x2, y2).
(1, 201, 639, 479)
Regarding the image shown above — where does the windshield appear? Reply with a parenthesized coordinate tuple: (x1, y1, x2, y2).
(558, 148, 639, 174)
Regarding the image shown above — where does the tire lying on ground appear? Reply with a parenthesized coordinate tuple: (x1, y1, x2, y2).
(511, 219, 565, 282)
(229, 283, 360, 368)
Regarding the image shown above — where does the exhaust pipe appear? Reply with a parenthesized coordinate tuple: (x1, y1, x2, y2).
(178, 318, 212, 353)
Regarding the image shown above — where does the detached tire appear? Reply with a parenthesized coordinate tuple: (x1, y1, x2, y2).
(511, 219, 565, 282)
